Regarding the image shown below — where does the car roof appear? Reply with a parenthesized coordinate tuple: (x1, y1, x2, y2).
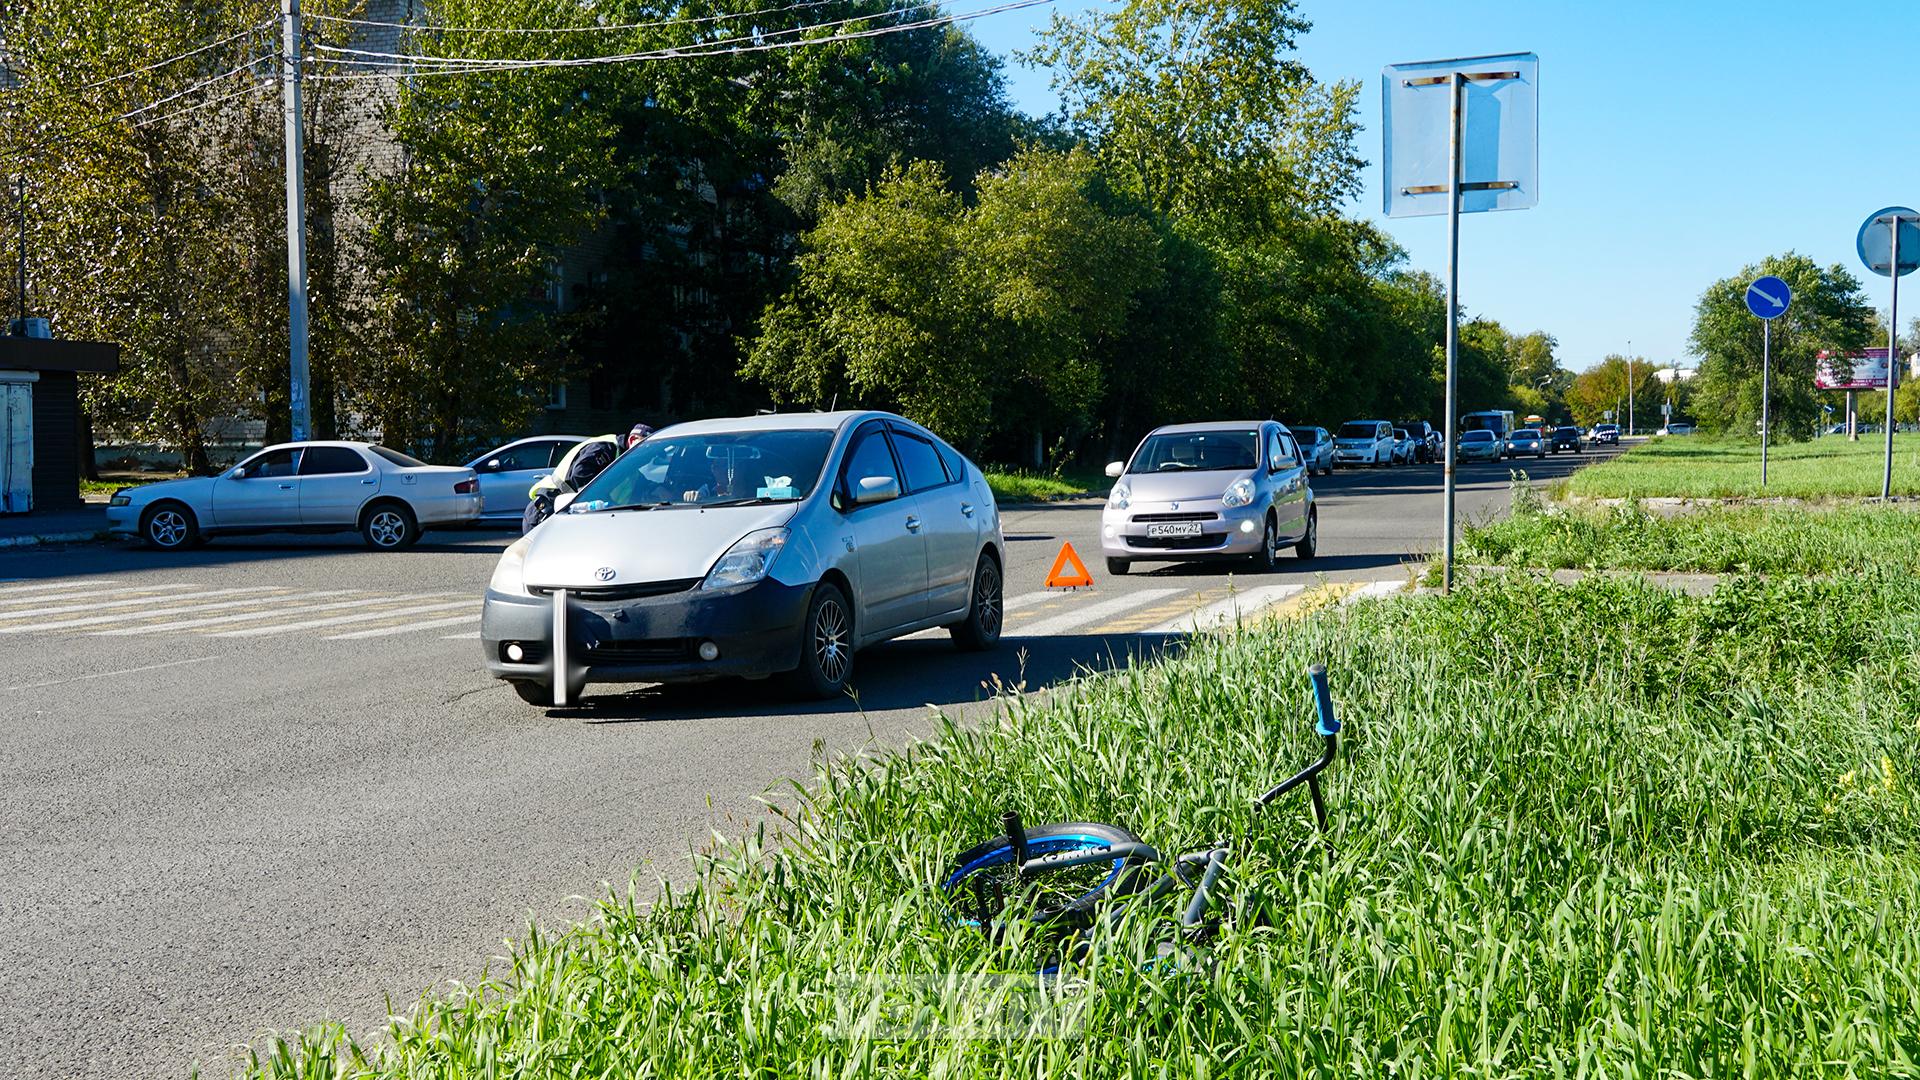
(1145, 420, 1272, 435)
(256, 440, 381, 452)
(652, 410, 933, 439)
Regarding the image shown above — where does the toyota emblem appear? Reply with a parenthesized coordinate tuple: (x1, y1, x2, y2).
(594, 566, 616, 582)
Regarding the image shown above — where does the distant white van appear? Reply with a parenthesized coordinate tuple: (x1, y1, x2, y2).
(1332, 420, 1396, 467)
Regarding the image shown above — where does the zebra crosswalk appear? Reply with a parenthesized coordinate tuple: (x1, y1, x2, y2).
(0, 574, 1410, 648)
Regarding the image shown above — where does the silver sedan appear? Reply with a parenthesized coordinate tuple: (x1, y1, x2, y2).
(481, 411, 1005, 707)
(106, 441, 481, 551)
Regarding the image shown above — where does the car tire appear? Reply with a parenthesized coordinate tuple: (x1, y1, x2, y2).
(1295, 508, 1317, 560)
(1106, 557, 1130, 576)
(512, 681, 555, 707)
(361, 502, 419, 551)
(1253, 515, 1281, 573)
(950, 555, 1003, 652)
(788, 581, 854, 700)
(139, 501, 198, 551)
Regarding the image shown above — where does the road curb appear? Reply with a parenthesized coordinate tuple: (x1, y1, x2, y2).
(0, 529, 111, 549)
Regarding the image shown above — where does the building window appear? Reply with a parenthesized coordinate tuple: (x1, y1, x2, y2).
(544, 381, 567, 411)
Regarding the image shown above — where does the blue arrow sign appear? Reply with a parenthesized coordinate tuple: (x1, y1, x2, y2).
(1745, 276, 1791, 320)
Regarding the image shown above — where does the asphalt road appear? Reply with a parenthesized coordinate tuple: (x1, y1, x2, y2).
(0, 447, 1613, 1078)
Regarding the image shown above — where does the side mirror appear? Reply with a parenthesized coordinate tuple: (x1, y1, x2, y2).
(485, 458, 502, 471)
(230, 466, 248, 479)
(1104, 461, 1125, 479)
(554, 491, 578, 512)
(853, 475, 900, 505)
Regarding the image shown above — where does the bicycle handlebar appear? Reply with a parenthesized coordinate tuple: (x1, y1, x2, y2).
(1308, 663, 1338, 736)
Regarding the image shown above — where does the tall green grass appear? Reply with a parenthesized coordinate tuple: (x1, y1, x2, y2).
(1463, 498, 1920, 575)
(241, 571, 1920, 1078)
(1566, 435, 1920, 499)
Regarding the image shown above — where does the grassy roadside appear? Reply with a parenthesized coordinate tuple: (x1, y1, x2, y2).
(243, 557, 1920, 1076)
(982, 467, 1109, 503)
(1565, 434, 1920, 499)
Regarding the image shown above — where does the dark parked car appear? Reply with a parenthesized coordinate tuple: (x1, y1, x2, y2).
(1397, 421, 1439, 463)
(1550, 426, 1582, 453)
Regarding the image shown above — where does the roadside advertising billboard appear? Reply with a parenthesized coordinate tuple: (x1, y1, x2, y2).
(1815, 349, 1897, 390)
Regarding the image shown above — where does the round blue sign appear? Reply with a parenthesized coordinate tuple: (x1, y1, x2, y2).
(1745, 276, 1791, 320)
(1857, 206, 1920, 278)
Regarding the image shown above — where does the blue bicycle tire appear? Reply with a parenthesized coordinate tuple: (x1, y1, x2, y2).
(944, 821, 1154, 930)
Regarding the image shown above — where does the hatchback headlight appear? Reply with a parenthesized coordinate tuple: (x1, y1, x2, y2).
(1222, 477, 1255, 508)
(1107, 482, 1130, 511)
(702, 528, 789, 591)
(490, 537, 532, 596)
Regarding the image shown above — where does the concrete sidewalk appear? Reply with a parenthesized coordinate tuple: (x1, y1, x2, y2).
(0, 505, 112, 549)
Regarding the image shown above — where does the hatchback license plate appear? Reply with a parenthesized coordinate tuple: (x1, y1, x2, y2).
(1145, 522, 1202, 539)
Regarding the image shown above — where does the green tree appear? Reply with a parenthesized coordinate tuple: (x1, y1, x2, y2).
(1565, 355, 1665, 429)
(1689, 252, 1874, 442)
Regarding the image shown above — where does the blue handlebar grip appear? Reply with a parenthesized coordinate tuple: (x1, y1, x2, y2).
(1308, 663, 1339, 735)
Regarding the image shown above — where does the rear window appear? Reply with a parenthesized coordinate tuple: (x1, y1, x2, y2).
(369, 446, 427, 468)
(1338, 423, 1381, 440)
(1295, 428, 1323, 444)
(1460, 431, 1494, 442)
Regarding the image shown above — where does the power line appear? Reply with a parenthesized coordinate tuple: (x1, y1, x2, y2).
(307, 0, 848, 36)
(303, 0, 1052, 80)
(77, 19, 275, 91)
(1, 56, 273, 164)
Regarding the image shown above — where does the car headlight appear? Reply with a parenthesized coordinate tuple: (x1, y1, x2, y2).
(109, 492, 131, 507)
(1222, 477, 1255, 508)
(702, 528, 789, 591)
(1107, 482, 1130, 511)
(489, 537, 532, 596)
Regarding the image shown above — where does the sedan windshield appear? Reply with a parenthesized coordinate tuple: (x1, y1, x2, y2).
(573, 429, 836, 510)
(1337, 423, 1380, 441)
(1129, 430, 1259, 473)
(1513, 429, 1540, 439)
(1460, 431, 1494, 443)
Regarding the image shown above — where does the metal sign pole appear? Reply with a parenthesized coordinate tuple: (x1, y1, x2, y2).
(1885, 218, 1900, 500)
(282, 0, 313, 442)
(1440, 70, 1463, 595)
(1761, 318, 1770, 486)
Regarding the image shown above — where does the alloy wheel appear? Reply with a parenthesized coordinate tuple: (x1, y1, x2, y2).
(149, 510, 187, 547)
(975, 563, 1002, 638)
(813, 597, 850, 684)
(368, 510, 406, 548)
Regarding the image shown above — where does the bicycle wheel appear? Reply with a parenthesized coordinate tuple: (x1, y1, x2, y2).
(944, 821, 1156, 933)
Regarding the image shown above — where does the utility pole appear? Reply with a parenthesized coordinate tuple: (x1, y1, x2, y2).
(14, 175, 26, 328)
(282, 0, 312, 441)
(1625, 340, 1634, 437)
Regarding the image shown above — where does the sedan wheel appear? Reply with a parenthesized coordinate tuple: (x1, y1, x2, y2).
(140, 503, 197, 551)
(361, 504, 419, 551)
(789, 582, 854, 699)
(1295, 509, 1318, 560)
(950, 556, 1003, 651)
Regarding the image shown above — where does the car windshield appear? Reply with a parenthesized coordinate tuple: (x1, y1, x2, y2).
(1337, 423, 1379, 440)
(1296, 428, 1323, 444)
(1460, 431, 1494, 442)
(369, 446, 426, 468)
(1514, 429, 1540, 438)
(1129, 430, 1260, 473)
(572, 429, 837, 510)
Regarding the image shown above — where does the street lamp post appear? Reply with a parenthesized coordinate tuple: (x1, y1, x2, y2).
(1625, 340, 1633, 437)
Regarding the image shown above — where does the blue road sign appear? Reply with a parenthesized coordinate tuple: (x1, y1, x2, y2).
(1745, 276, 1792, 320)
(1857, 206, 1920, 278)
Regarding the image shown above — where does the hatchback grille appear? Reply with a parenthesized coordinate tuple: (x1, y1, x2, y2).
(581, 638, 692, 663)
(532, 578, 700, 601)
(1129, 512, 1216, 523)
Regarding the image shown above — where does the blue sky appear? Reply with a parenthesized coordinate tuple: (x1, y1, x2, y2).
(966, 0, 1917, 374)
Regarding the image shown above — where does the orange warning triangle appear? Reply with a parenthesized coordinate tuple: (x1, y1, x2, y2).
(1045, 541, 1094, 588)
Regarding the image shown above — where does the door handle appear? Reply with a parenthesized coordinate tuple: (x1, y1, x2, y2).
(362, 479, 377, 485)
(961, 503, 975, 517)
(278, 483, 295, 490)
(905, 516, 922, 532)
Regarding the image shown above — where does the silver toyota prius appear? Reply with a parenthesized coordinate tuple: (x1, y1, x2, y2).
(482, 411, 1005, 707)
(1100, 421, 1317, 575)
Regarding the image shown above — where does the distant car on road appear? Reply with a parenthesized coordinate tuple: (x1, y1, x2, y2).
(1390, 428, 1417, 465)
(1292, 426, 1334, 476)
(483, 411, 1005, 707)
(1549, 426, 1583, 453)
(1103, 421, 1316, 576)
(1589, 423, 1620, 445)
(1332, 420, 1395, 468)
(465, 435, 587, 524)
(107, 442, 481, 551)
(1659, 423, 1695, 436)
(1506, 428, 1547, 458)
(1396, 421, 1439, 462)
(1455, 429, 1503, 461)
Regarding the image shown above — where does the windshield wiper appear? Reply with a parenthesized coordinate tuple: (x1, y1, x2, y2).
(590, 501, 676, 512)
(702, 495, 798, 508)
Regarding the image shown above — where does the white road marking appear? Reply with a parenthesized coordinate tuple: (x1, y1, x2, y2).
(442, 630, 481, 640)
(88, 592, 463, 636)
(212, 600, 478, 638)
(325, 613, 482, 640)
(1139, 583, 1304, 635)
(0, 578, 125, 595)
(23, 591, 360, 632)
(1006, 588, 1181, 638)
(0, 584, 200, 609)
(0, 587, 281, 627)
(5, 656, 214, 692)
